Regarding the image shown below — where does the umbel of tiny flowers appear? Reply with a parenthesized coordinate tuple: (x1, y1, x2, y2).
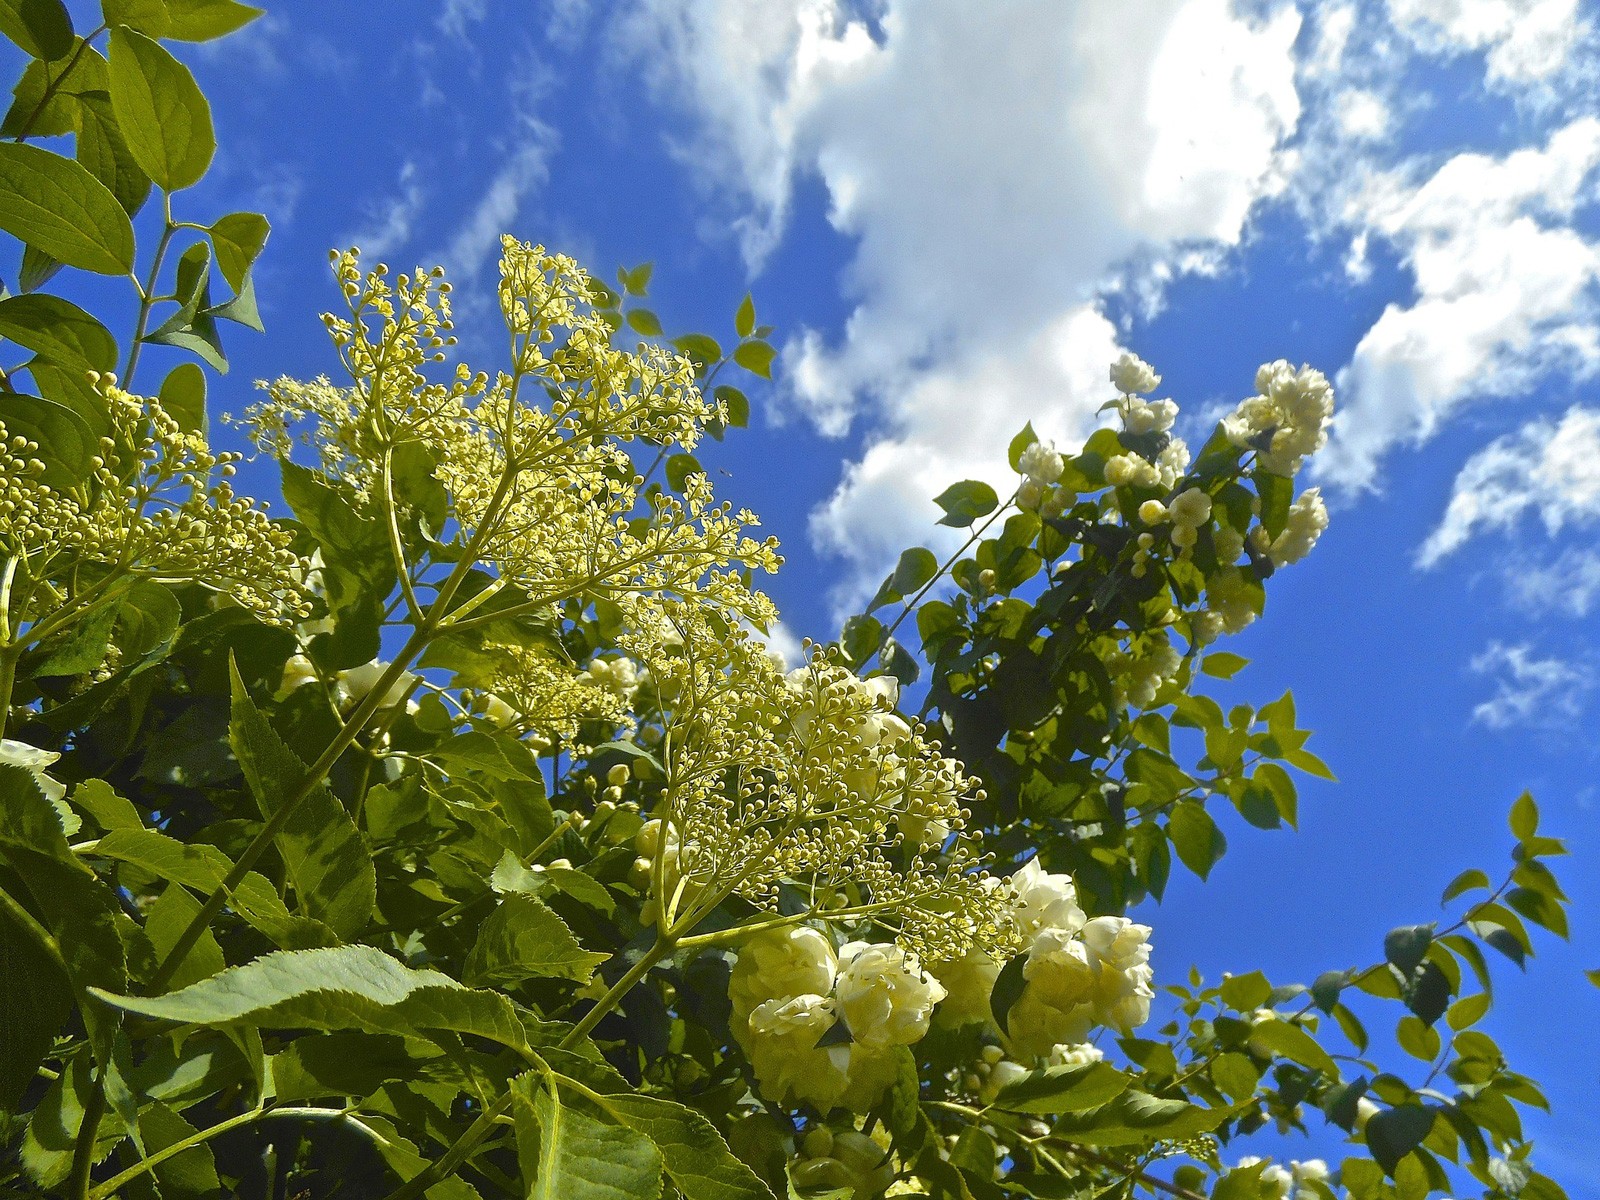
(0, 377, 311, 636)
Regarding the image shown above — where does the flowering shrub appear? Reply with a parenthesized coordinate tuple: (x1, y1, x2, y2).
(0, 13, 1580, 1200)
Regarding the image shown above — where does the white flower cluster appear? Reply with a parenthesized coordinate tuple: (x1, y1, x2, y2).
(583, 655, 641, 703)
(1103, 437, 1191, 492)
(933, 860, 1154, 1061)
(278, 654, 419, 715)
(1110, 351, 1161, 396)
(729, 926, 946, 1112)
(1262, 487, 1328, 567)
(1236, 1156, 1331, 1200)
(1103, 632, 1184, 710)
(1221, 361, 1335, 476)
(1015, 438, 1073, 516)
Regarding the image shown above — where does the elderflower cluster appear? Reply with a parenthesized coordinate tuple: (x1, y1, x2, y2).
(1221, 360, 1335, 476)
(729, 926, 946, 1112)
(242, 241, 780, 632)
(620, 598, 1017, 959)
(0, 381, 308, 629)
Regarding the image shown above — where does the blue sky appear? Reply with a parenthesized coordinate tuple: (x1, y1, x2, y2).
(84, 0, 1600, 1182)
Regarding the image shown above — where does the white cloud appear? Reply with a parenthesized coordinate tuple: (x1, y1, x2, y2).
(621, 0, 1301, 604)
(1419, 405, 1600, 565)
(1506, 547, 1600, 617)
(439, 0, 490, 41)
(1332, 88, 1390, 140)
(344, 161, 426, 262)
(1320, 118, 1600, 490)
(1386, 0, 1586, 85)
(1469, 640, 1594, 728)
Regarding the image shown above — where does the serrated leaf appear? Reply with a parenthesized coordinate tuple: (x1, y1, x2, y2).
(93, 826, 337, 950)
(582, 1087, 777, 1200)
(228, 660, 376, 938)
(92, 945, 530, 1049)
(933, 479, 999, 527)
(512, 1074, 664, 1200)
(464, 892, 608, 987)
(0, 141, 135, 274)
(108, 26, 214, 191)
(0, 894, 72, 1114)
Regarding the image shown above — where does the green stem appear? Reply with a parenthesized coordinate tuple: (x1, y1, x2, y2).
(0, 642, 19, 739)
(122, 194, 178, 390)
(68, 1077, 108, 1199)
(86, 1107, 370, 1200)
(13, 26, 107, 144)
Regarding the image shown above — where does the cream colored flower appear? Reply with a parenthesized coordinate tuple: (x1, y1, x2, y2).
(834, 941, 947, 1049)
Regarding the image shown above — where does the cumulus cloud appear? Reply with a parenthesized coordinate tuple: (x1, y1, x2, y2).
(620, 0, 1301, 604)
(1419, 406, 1600, 565)
(1319, 119, 1600, 490)
(1386, 0, 1586, 85)
(1469, 640, 1595, 729)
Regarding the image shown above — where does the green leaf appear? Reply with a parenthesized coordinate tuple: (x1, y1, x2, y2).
(92, 945, 531, 1049)
(1201, 652, 1249, 679)
(990, 1062, 1130, 1114)
(0, 764, 126, 1054)
(990, 952, 1028, 1038)
(933, 479, 999, 527)
(139, 1102, 222, 1200)
(1509, 791, 1538, 840)
(626, 307, 663, 337)
(734, 292, 755, 339)
(73, 88, 152, 216)
(1219, 970, 1272, 1012)
(1246, 1016, 1338, 1078)
(1048, 1093, 1237, 1147)
(94, 826, 337, 950)
(0, 894, 72, 1114)
(163, 0, 262, 40)
(207, 211, 269, 292)
(1007, 422, 1038, 471)
(1446, 992, 1490, 1031)
(583, 1088, 777, 1200)
(732, 339, 775, 379)
(159, 360, 206, 434)
(1256, 471, 1292, 539)
(671, 333, 721, 365)
(513, 1074, 664, 1200)
(145, 239, 227, 370)
(891, 546, 938, 596)
(3, 57, 77, 137)
(0, 0, 73, 60)
(1384, 924, 1434, 977)
(1366, 1104, 1435, 1176)
(108, 26, 215, 190)
(229, 660, 376, 938)
(0, 141, 135, 274)
(18, 242, 61, 291)
(105, 0, 171, 35)
(0, 293, 117, 374)
(464, 893, 608, 987)
(618, 261, 652, 296)
(1441, 867, 1489, 904)
(142, 882, 226, 991)
(713, 384, 748, 428)
(666, 452, 701, 492)
(1168, 801, 1226, 880)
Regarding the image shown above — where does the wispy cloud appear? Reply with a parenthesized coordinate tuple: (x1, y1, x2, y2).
(1469, 640, 1595, 729)
(1419, 406, 1600, 565)
(344, 161, 427, 263)
(1505, 547, 1600, 618)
